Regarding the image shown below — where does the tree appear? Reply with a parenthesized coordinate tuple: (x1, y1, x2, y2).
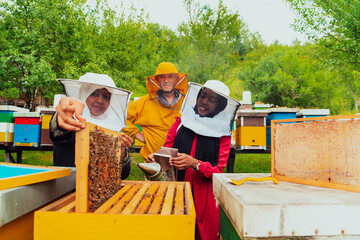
(0, 0, 96, 109)
(178, 0, 260, 88)
(287, 0, 360, 112)
(238, 43, 353, 114)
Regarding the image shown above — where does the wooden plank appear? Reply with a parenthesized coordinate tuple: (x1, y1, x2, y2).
(36, 193, 76, 212)
(161, 183, 175, 215)
(174, 184, 184, 215)
(122, 183, 150, 214)
(94, 184, 134, 214)
(148, 184, 167, 215)
(134, 183, 159, 214)
(75, 122, 90, 213)
(272, 115, 360, 193)
(271, 119, 276, 176)
(34, 211, 196, 240)
(58, 201, 75, 213)
(184, 182, 195, 216)
(107, 183, 142, 214)
(0, 209, 34, 240)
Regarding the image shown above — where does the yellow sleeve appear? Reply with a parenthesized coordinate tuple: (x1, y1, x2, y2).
(122, 100, 140, 138)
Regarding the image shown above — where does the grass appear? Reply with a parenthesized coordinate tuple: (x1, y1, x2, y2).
(0, 150, 271, 179)
(0, 150, 53, 166)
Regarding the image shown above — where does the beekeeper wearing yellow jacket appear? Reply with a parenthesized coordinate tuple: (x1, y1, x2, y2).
(122, 62, 188, 159)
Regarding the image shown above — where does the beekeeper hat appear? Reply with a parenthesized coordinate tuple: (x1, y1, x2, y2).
(180, 81, 240, 138)
(146, 62, 188, 97)
(56, 73, 132, 131)
(78, 73, 117, 88)
(203, 80, 230, 97)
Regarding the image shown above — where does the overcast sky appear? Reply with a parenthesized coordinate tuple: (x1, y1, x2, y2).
(107, 0, 308, 45)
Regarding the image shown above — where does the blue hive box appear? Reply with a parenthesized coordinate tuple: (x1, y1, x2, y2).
(266, 108, 298, 148)
(13, 112, 41, 147)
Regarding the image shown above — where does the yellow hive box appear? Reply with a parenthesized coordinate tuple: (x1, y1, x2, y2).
(0, 122, 14, 143)
(41, 114, 52, 129)
(236, 126, 266, 150)
(34, 180, 196, 240)
(0, 132, 13, 142)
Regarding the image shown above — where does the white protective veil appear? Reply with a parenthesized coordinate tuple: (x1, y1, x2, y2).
(57, 73, 132, 132)
(181, 80, 240, 138)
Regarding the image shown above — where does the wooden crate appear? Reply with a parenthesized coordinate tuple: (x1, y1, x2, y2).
(34, 181, 196, 240)
(271, 114, 360, 193)
(35, 121, 196, 239)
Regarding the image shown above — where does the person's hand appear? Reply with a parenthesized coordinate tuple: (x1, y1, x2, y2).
(120, 132, 133, 160)
(146, 153, 155, 163)
(56, 97, 86, 131)
(135, 131, 146, 143)
(169, 153, 199, 170)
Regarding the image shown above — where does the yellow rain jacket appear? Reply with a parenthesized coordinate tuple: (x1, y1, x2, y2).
(123, 62, 188, 159)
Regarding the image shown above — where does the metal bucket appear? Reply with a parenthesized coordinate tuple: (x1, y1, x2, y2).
(137, 162, 165, 181)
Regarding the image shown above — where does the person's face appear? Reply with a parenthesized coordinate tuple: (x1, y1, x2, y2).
(196, 88, 218, 117)
(86, 88, 111, 116)
(157, 73, 179, 92)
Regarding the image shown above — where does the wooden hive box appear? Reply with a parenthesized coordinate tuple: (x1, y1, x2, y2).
(271, 114, 360, 193)
(34, 181, 195, 240)
(34, 122, 196, 239)
(236, 110, 268, 150)
(0, 106, 29, 146)
(40, 110, 56, 146)
(13, 112, 41, 147)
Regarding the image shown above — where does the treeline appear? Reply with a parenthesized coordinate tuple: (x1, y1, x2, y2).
(0, 0, 358, 114)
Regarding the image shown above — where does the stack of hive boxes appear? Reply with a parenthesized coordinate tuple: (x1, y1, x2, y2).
(265, 108, 298, 149)
(236, 110, 269, 150)
(296, 108, 330, 118)
(40, 110, 55, 146)
(13, 112, 41, 147)
(0, 106, 29, 146)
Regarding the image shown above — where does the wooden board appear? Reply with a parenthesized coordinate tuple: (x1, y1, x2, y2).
(75, 122, 123, 213)
(271, 115, 360, 192)
(34, 181, 196, 240)
(0, 162, 70, 190)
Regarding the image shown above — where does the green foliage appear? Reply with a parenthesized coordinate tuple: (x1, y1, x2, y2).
(287, 0, 360, 112)
(238, 42, 354, 114)
(178, 0, 260, 85)
(0, 0, 358, 114)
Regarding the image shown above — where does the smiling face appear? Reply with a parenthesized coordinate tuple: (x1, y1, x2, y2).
(156, 73, 179, 92)
(196, 88, 219, 117)
(85, 88, 111, 116)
